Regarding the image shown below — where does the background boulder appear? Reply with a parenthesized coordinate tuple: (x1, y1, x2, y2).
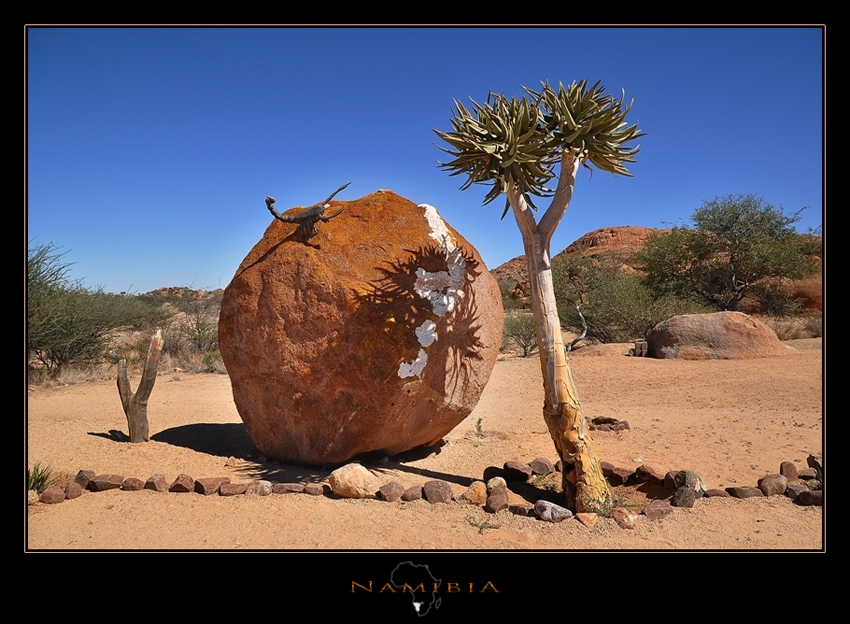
(219, 190, 503, 466)
(646, 311, 788, 360)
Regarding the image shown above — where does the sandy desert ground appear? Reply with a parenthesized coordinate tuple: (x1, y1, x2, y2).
(26, 338, 823, 551)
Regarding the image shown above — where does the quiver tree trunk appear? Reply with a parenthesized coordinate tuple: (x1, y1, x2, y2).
(435, 80, 644, 515)
(506, 154, 613, 515)
(117, 329, 163, 443)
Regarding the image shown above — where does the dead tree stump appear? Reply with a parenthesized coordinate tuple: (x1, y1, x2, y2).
(631, 340, 648, 357)
(117, 329, 163, 442)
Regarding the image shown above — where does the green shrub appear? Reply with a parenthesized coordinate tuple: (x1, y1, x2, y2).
(803, 315, 822, 338)
(554, 254, 705, 343)
(29, 288, 166, 376)
(503, 312, 538, 357)
(27, 242, 169, 377)
(201, 350, 227, 374)
(633, 195, 818, 312)
(748, 280, 804, 318)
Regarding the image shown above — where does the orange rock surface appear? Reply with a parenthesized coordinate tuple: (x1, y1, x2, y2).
(219, 190, 503, 466)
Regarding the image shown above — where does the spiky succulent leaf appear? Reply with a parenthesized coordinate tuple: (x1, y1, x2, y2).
(530, 80, 645, 176)
(435, 80, 644, 213)
(435, 91, 557, 210)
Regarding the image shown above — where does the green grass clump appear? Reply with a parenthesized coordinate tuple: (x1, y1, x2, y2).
(27, 462, 55, 493)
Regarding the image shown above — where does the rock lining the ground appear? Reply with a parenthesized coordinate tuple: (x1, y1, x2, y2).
(30, 457, 824, 529)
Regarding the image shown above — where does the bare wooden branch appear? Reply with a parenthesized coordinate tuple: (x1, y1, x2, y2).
(538, 150, 581, 242)
(567, 304, 587, 352)
(116, 329, 163, 443)
(632, 340, 648, 357)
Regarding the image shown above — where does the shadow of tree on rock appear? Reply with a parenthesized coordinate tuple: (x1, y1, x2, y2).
(360, 242, 486, 405)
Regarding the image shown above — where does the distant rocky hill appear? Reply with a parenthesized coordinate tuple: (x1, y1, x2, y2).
(142, 286, 224, 305)
(490, 255, 528, 289)
(559, 225, 660, 260)
(492, 226, 660, 287)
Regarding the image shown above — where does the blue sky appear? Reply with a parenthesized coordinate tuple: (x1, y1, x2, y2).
(27, 27, 823, 294)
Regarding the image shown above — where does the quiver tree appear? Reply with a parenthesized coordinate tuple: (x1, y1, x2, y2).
(435, 80, 644, 514)
(117, 329, 163, 442)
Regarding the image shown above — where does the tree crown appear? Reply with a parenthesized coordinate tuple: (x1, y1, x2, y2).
(635, 194, 819, 312)
(691, 194, 804, 246)
(435, 80, 644, 216)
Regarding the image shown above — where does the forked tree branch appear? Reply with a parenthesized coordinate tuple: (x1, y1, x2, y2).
(538, 150, 582, 242)
(117, 329, 163, 443)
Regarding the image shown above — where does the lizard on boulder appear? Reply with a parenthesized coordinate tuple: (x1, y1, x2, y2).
(265, 182, 351, 242)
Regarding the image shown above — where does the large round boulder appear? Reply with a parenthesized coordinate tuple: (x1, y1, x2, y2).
(219, 189, 503, 466)
(646, 311, 789, 359)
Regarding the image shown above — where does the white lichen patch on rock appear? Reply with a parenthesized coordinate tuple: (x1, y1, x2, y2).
(397, 205, 469, 379)
(399, 320, 438, 379)
(412, 261, 466, 317)
(415, 319, 437, 347)
(413, 204, 467, 318)
(398, 348, 428, 378)
(421, 204, 455, 248)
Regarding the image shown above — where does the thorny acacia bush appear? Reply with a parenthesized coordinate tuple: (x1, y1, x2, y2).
(633, 195, 819, 313)
(27, 243, 228, 384)
(553, 253, 706, 344)
(27, 243, 169, 381)
(138, 288, 226, 374)
(503, 311, 538, 357)
(176, 290, 223, 355)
